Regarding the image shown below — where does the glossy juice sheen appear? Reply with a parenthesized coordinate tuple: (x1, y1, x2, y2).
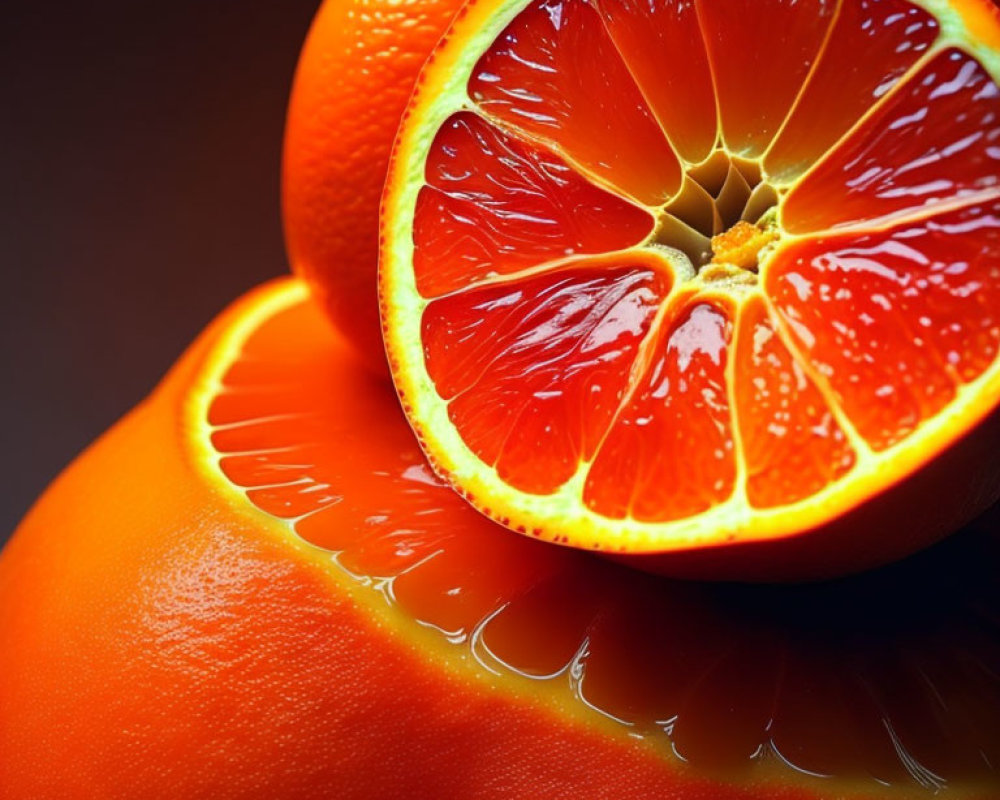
(403, 0, 1000, 529)
(213, 295, 1000, 796)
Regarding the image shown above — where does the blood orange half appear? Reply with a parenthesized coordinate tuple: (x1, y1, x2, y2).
(380, 0, 1000, 578)
(203, 282, 1000, 795)
(5, 280, 999, 796)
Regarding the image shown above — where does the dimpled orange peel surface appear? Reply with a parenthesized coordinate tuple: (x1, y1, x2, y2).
(282, 0, 465, 372)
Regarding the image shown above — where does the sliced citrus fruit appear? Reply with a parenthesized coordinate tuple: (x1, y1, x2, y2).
(5, 279, 999, 797)
(380, 0, 1000, 578)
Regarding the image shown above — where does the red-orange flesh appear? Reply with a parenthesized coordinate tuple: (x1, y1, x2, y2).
(213, 289, 1000, 795)
(400, 0, 1000, 530)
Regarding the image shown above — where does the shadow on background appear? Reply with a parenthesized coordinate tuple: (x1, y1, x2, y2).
(1, 0, 320, 538)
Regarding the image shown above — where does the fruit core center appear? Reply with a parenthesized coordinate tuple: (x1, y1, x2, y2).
(652, 150, 780, 276)
(710, 220, 779, 271)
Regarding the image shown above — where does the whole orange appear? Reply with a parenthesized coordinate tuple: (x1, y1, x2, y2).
(282, 0, 463, 372)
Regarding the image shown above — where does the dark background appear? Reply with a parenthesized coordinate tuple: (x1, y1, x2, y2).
(2, 1, 320, 541)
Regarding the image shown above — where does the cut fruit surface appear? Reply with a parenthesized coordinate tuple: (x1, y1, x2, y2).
(195, 281, 1000, 795)
(380, 0, 1000, 576)
(6, 280, 998, 796)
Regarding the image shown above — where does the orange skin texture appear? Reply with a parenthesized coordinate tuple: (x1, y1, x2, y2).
(0, 283, 852, 800)
(282, 0, 463, 373)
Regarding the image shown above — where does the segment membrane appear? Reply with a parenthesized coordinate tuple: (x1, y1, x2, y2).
(207, 290, 1000, 789)
(734, 296, 855, 509)
(766, 200, 1000, 451)
(422, 262, 671, 494)
(478, 570, 602, 677)
(696, 0, 839, 158)
(390, 532, 565, 637)
(584, 300, 736, 522)
(468, 0, 682, 204)
(670, 635, 786, 768)
(595, 0, 718, 164)
(783, 49, 1000, 233)
(414, 112, 654, 298)
(211, 302, 560, 601)
(764, 0, 939, 183)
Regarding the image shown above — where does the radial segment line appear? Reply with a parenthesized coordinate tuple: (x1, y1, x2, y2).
(444, 264, 667, 424)
(769, 41, 945, 190)
(759, 293, 874, 464)
(760, 0, 844, 165)
(462, 100, 669, 212)
(692, 0, 724, 150)
(777, 187, 1000, 241)
(570, 287, 697, 509)
(423, 246, 664, 304)
(589, 0, 694, 171)
(425, 250, 680, 434)
(722, 295, 755, 511)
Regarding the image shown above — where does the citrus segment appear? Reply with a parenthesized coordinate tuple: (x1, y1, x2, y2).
(695, 0, 838, 158)
(734, 295, 855, 509)
(475, 568, 603, 677)
(200, 287, 1000, 792)
(595, 0, 718, 164)
(13, 280, 993, 794)
(763, 0, 940, 182)
(382, 0, 1000, 573)
(766, 200, 1000, 451)
(422, 261, 670, 494)
(782, 48, 1000, 233)
(670, 633, 786, 768)
(414, 111, 655, 297)
(468, 0, 682, 204)
(583, 300, 736, 522)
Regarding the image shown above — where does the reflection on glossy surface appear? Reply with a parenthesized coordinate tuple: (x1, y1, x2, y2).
(585, 301, 736, 521)
(469, 0, 681, 204)
(783, 48, 1000, 233)
(422, 262, 669, 493)
(595, 0, 717, 163)
(695, 0, 837, 158)
(763, 0, 938, 182)
(212, 296, 1000, 795)
(415, 111, 655, 298)
(733, 295, 855, 508)
(767, 200, 1000, 451)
